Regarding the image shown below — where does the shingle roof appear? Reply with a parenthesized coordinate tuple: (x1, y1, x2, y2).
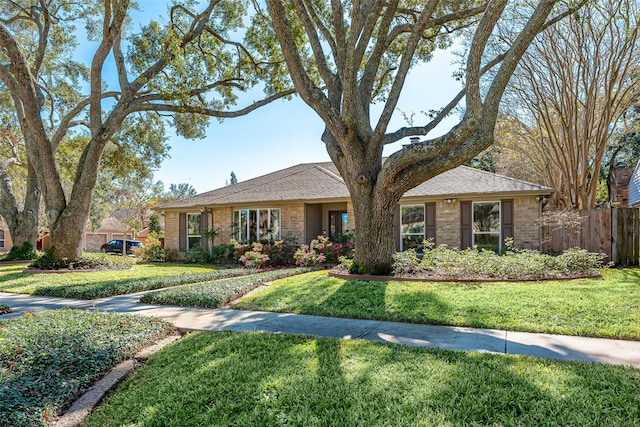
(158, 161, 552, 209)
(406, 165, 552, 198)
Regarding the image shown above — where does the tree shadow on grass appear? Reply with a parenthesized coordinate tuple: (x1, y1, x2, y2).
(316, 279, 389, 319)
(85, 332, 640, 426)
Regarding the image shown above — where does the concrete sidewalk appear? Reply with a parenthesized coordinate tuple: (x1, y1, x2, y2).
(1, 291, 638, 369)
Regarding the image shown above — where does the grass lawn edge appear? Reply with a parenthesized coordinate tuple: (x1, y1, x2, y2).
(52, 333, 183, 427)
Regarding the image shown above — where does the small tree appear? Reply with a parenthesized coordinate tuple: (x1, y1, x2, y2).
(148, 214, 163, 236)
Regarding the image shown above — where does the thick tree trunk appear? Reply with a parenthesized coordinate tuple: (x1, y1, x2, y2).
(49, 213, 86, 261)
(0, 165, 40, 251)
(329, 131, 401, 275)
(10, 212, 39, 248)
(350, 189, 398, 275)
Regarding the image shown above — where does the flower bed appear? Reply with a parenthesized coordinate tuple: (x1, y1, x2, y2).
(337, 241, 610, 281)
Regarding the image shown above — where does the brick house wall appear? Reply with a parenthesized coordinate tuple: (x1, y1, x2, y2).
(165, 203, 309, 253)
(164, 195, 543, 253)
(163, 211, 180, 251)
(399, 195, 542, 250)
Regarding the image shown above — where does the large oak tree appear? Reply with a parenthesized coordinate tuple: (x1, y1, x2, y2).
(264, 0, 582, 274)
(0, 0, 292, 260)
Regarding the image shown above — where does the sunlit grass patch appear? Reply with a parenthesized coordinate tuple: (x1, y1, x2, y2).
(86, 331, 640, 427)
(233, 268, 640, 339)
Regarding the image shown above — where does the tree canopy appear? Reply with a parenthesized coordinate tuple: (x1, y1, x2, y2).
(489, 0, 640, 209)
(263, 0, 583, 273)
(0, 0, 293, 260)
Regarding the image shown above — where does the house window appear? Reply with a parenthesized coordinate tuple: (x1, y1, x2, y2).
(0, 229, 4, 248)
(187, 213, 201, 249)
(400, 205, 425, 251)
(234, 208, 281, 243)
(473, 201, 500, 251)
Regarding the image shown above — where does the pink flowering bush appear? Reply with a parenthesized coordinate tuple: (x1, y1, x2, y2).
(294, 244, 326, 266)
(238, 242, 270, 268)
(230, 237, 299, 268)
(223, 234, 354, 268)
(294, 235, 355, 266)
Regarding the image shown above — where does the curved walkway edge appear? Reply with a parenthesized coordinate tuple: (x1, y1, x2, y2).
(0, 291, 638, 369)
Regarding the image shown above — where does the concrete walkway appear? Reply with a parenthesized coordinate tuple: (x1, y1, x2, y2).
(1, 291, 638, 369)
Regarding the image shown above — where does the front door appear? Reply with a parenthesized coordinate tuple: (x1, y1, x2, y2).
(328, 210, 347, 239)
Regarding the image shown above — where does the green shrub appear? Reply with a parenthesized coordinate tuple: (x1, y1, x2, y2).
(402, 242, 609, 280)
(556, 248, 610, 272)
(4, 242, 37, 261)
(392, 249, 419, 275)
(165, 248, 180, 262)
(262, 239, 298, 266)
(29, 248, 135, 271)
(29, 247, 60, 270)
(210, 244, 236, 265)
(184, 245, 210, 264)
(138, 236, 165, 262)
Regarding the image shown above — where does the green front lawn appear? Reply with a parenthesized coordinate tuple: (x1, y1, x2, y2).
(86, 331, 640, 427)
(0, 309, 173, 426)
(233, 268, 640, 340)
(0, 263, 251, 299)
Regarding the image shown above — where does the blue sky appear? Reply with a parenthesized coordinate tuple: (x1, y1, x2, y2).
(94, 1, 465, 194)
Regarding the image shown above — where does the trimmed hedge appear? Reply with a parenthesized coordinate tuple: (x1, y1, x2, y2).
(140, 268, 316, 308)
(29, 250, 136, 271)
(0, 309, 173, 426)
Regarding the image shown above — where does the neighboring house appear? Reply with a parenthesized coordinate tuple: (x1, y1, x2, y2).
(628, 160, 640, 208)
(83, 216, 135, 252)
(608, 166, 632, 208)
(158, 161, 553, 255)
(38, 216, 135, 252)
(0, 217, 13, 252)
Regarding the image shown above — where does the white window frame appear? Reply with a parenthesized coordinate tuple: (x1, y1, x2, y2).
(234, 208, 281, 243)
(186, 213, 201, 249)
(0, 229, 4, 249)
(400, 204, 425, 251)
(472, 201, 501, 251)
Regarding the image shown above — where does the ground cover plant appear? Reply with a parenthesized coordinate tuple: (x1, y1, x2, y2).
(140, 267, 317, 308)
(2, 242, 37, 261)
(0, 263, 252, 299)
(29, 250, 136, 271)
(384, 241, 609, 280)
(233, 268, 640, 340)
(0, 309, 173, 426)
(85, 331, 640, 427)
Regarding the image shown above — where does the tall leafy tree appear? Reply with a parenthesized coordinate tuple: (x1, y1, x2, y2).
(495, 0, 640, 209)
(162, 182, 198, 202)
(262, 0, 582, 274)
(0, 0, 292, 260)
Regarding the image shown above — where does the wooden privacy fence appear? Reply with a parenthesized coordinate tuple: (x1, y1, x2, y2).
(541, 208, 640, 266)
